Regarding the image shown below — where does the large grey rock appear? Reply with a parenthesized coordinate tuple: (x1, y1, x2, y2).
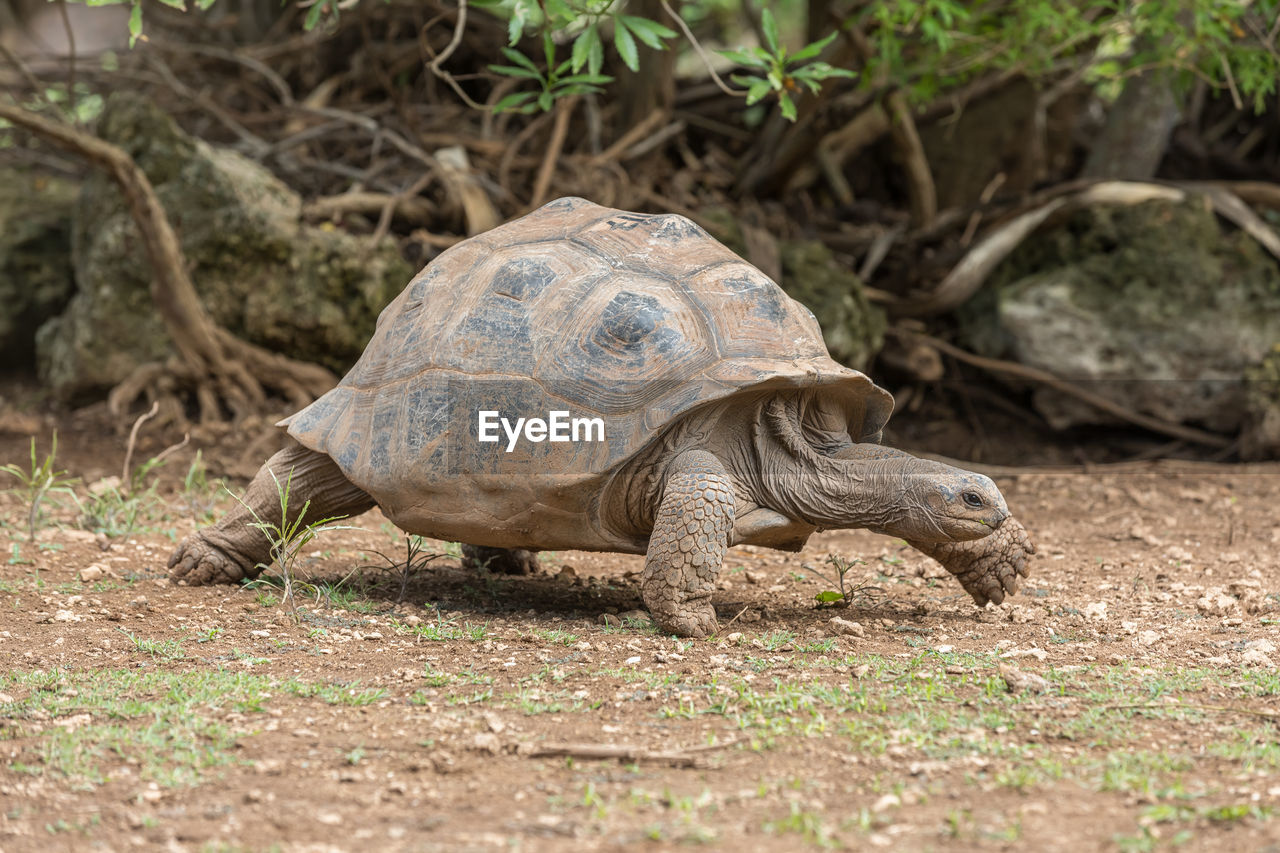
(963, 200, 1280, 435)
(0, 170, 76, 367)
(37, 93, 412, 400)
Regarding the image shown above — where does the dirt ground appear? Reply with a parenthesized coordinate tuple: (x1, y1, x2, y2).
(1, 393, 1278, 852)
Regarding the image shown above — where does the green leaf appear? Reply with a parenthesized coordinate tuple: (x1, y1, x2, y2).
(303, 0, 325, 31)
(571, 25, 601, 73)
(499, 47, 539, 72)
(507, 12, 523, 46)
(619, 15, 675, 50)
(815, 591, 845, 603)
(488, 65, 545, 81)
(557, 73, 614, 86)
(789, 30, 836, 64)
(153, 0, 186, 8)
(718, 48, 770, 69)
(742, 76, 773, 105)
(779, 91, 796, 121)
(537, 90, 554, 112)
(492, 92, 537, 113)
(543, 30, 556, 70)
(613, 17, 639, 72)
(543, 0, 573, 25)
(127, 1, 142, 46)
(761, 7, 780, 55)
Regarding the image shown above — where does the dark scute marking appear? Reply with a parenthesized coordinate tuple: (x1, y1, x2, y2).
(406, 266, 442, 305)
(490, 258, 556, 301)
(603, 213, 652, 232)
(336, 431, 361, 472)
(596, 291, 664, 349)
(722, 273, 790, 321)
(651, 215, 706, 242)
(369, 404, 396, 477)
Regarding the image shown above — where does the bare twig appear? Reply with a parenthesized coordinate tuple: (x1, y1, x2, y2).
(421, 1, 488, 110)
(530, 95, 577, 209)
(523, 738, 739, 767)
(659, 0, 744, 97)
(885, 90, 936, 229)
(122, 401, 160, 490)
(591, 108, 669, 166)
(370, 172, 434, 248)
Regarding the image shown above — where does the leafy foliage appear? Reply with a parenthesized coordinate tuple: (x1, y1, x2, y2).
(856, 0, 1280, 111)
(720, 8, 855, 121)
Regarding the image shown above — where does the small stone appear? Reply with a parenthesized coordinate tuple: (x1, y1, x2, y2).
(624, 656, 642, 665)
(79, 566, 105, 582)
(617, 610, 653, 627)
(1137, 630, 1161, 647)
(1244, 638, 1276, 654)
(472, 732, 501, 754)
(363, 632, 383, 641)
(1242, 649, 1275, 669)
(598, 613, 622, 627)
(829, 617, 864, 638)
(872, 793, 901, 812)
(128, 596, 149, 610)
(724, 632, 742, 643)
(1196, 590, 1239, 617)
(87, 476, 122, 496)
(744, 570, 766, 584)
(53, 609, 81, 623)
(1083, 602, 1108, 622)
(402, 615, 422, 626)
(316, 813, 342, 826)
(999, 663, 1051, 694)
(250, 630, 271, 638)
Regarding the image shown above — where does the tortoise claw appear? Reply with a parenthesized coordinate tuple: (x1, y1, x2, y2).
(914, 516, 1036, 608)
(168, 534, 256, 586)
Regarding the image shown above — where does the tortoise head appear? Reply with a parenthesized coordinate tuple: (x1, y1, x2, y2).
(887, 461, 1009, 543)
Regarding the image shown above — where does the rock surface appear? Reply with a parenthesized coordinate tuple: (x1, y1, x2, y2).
(37, 93, 412, 400)
(962, 200, 1280, 437)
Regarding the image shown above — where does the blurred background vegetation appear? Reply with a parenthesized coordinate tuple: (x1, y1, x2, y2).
(2, 0, 1280, 464)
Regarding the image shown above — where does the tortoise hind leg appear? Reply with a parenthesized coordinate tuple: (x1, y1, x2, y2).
(461, 545, 540, 575)
(169, 442, 375, 585)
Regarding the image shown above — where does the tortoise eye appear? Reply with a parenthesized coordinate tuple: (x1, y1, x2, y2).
(962, 491, 984, 508)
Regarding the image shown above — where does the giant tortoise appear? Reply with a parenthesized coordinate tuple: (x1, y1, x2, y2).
(169, 197, 1034, 636)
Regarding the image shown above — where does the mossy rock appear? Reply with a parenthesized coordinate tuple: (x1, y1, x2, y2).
(37, 93, 411, 401)
(0, 170, 77, 367)
(960, 199, 1280, 434)
(697, 207, 884, 371)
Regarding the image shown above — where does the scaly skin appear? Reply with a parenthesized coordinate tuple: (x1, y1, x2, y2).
(169, 444, 374, 586)
(910, 516, 1036, 606)
(641, 450, 735, 638)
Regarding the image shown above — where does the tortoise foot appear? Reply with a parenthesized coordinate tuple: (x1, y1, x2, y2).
(461, 545, 540, 575)
(918, 517, 1036, 607)
(168, 534, 257, 586)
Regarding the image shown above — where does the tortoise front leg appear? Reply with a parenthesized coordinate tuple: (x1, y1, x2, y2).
(169, 443, 375, 585)
(908, 516, 1036, 606)
(642, 450, 735, 638)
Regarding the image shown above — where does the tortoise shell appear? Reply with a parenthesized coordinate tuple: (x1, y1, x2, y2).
(282, 197, 893, 550)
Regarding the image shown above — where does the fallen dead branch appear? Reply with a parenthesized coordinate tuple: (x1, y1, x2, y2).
(889, 179, 1280, 318)
(890, 329, 1234, 449)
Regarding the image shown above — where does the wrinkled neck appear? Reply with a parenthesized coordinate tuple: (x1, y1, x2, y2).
(748, 396, 930, 532)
